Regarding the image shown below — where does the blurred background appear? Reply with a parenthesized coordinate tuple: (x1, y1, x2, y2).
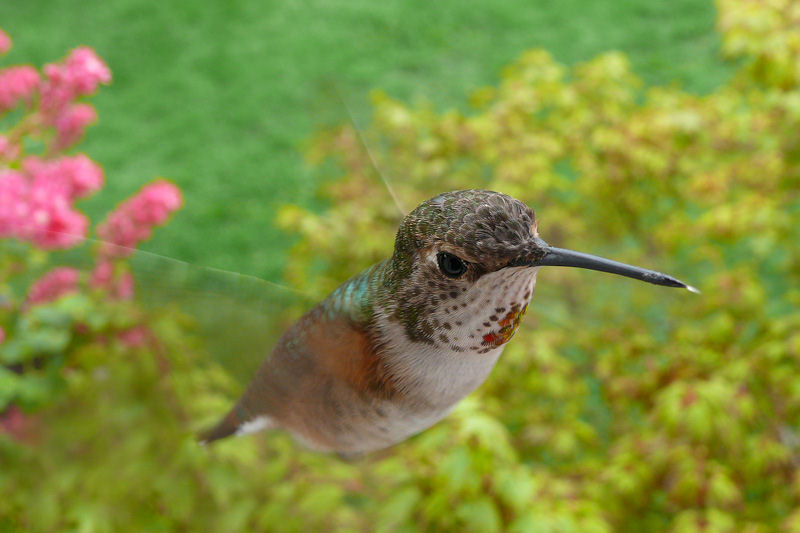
(3, 0, 800, 532)
(3, 0, 730, 279)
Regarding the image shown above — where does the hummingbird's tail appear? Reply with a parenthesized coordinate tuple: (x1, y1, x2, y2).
(197, 408, 275, 445)
(197, 410, 240, 445)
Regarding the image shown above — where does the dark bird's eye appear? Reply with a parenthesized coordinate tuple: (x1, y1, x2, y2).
(437, 252, 468, 278)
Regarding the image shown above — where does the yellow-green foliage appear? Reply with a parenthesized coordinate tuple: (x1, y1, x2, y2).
(278, 0, 800, 530)
(3, 1, 800, 531)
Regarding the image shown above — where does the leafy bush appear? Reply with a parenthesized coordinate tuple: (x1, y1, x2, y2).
(0, 34, 181, 430)
(4, 0, 800, 531)
(276, 0, 800, 530)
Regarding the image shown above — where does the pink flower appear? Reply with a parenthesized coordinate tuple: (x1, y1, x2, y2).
(90, 260, 134, 300)
(97, 180, 183, 257)
(26, 267, 81, 306)
(58, 154, 104, 198)
(25, 172, 89, 249)
(0, 66, 40, 113)
(0, 135, 20, 162)
(39, 46, 110, 116)
(52, 103, 97, 150)
(64, 47, 111, 95)
(0, 326, 5, 345)
(0, 29, 11, 55)
(118, 325, 149, 347)
(115, 272, 135, 299)
(0, 406, 30, 442)
(0, 170, 29, 239)
(27, 201, 89, 249)
(39, 63, 74, 114)
(0, 165, 91, 249)
(90, 259, 113, 286)
(135, 181, 183, 225)
(24, 154, 104, 200)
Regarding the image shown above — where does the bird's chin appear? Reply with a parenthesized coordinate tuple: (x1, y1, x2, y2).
(446, 266, 538, 352)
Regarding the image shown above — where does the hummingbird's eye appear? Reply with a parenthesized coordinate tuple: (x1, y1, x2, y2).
(437, 252, 468, 278)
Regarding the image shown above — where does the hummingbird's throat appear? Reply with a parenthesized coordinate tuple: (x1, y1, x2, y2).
(458, 266, 538, 355)
(481, 304, 528, 348)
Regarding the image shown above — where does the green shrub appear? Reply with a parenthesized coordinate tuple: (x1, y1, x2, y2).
(275, 0, 800, 529)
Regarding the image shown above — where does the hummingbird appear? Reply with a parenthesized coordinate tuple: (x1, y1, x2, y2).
(199, 189, 696, 454)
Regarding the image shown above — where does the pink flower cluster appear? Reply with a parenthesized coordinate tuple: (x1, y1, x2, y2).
(52, 103, 97, 150)
(24, 154, 105, 199)
(0, 406, 30, 442)
(21, 182, 180, 307)
(0, 29, 11, 55)
(38, 47, 111, 150)
(25, 262, 136, 307)
(26, 267, 81, 306)
(89, 260, 134, 300)
(97, 180, 183, 257)
(117, 325, 150, 348)
(0, 28, 184, 351)
(0, 42, 110, 153)
(40, 46, 111, 113)
(0, 66, 39, 113)
(0, 155, 104, 249)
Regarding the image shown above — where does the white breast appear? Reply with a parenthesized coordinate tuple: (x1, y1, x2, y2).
(366, 267, 539, 446)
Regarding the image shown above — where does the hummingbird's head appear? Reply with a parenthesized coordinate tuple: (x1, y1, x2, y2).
(392, 189, 544, 281)
(383, 190, 695, 351)
(385, 190, 547, 350)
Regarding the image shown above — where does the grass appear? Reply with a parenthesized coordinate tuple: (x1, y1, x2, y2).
(1, 0, 732, 281)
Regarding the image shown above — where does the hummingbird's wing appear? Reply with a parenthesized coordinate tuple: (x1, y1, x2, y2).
(125, 244, 314, 384)
(14, 232, 315, 387)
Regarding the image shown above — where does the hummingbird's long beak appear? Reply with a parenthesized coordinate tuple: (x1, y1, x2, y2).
(525, 238, 699, 293)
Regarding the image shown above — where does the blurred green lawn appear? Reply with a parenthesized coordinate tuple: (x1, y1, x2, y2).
(1, 0, 732, 281)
